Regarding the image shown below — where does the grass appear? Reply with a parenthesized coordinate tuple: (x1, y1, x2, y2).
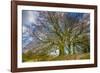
(22, 52, 90, 62)
(52, 53, 90, 61)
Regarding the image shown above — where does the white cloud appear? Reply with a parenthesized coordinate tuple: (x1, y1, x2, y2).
(27, 11, 39, 25)
(22, 26, 27, 33)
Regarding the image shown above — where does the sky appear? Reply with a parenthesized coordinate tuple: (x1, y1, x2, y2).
(22, 10, 39, 48)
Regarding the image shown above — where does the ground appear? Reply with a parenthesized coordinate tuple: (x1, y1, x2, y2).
(22, 53, 90, 62)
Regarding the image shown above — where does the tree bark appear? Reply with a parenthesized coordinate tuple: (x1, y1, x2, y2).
(59, 45, 65, 56)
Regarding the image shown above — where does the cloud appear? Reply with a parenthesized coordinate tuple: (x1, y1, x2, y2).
(22, 10, 39, 26)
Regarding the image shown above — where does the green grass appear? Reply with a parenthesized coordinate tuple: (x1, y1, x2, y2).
(52, 53, 90, 61)
(22, 52, 90, 62)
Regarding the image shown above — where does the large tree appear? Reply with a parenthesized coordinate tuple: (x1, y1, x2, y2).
(23, 11, 90, 57)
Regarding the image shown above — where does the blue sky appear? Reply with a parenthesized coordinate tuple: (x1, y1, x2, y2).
(22, 10, 39, 48)
(67, 12, 84, 20)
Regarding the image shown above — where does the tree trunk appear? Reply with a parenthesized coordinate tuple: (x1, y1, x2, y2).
(59, 45, 65, 56)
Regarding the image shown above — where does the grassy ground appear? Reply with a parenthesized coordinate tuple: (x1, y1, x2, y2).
(52, 53, 90, 61)
(22, 52, 90, 62)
